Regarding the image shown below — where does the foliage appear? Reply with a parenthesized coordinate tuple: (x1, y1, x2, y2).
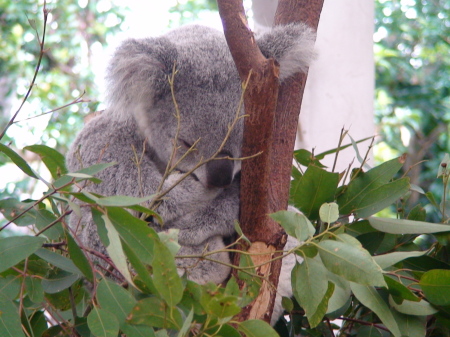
(0, 0, 125, 151)
(374, 0, 450, 218)
(1, 129, 450, 336)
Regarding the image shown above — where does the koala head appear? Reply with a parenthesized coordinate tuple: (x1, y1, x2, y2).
(104, 24, 316, 189)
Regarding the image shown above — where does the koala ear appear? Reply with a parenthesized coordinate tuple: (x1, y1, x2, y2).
(105, 37, 177, 120)
(256, 23, 317, 81)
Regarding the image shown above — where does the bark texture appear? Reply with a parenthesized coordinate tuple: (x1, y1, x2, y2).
(218, 0, 324, 323)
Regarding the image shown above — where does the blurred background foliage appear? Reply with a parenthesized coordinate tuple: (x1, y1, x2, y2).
(1, 0, 449, 219)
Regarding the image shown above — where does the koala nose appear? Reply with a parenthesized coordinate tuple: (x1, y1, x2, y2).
(206, 151, 234, 188)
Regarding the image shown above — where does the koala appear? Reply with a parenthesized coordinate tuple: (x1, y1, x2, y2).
(67, 23, 315, 307)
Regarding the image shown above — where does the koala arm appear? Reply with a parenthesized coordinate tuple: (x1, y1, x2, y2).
(173, 177, 240, 246)
(66, 114, 218, 224)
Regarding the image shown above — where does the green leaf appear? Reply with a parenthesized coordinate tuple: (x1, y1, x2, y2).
(0, 275, 21, 300)
(0, 236, 46, 273)
(368, 217, 450, 234)
(106, 207, 157, 265)
(87, 307, 120, 337)
(0, 143, 39, 179)
(41, 270, 79, 294)
(292, 257, 328, 323)
(337, 155, 406, 215)
(121, 241, 157, 294)
(24, 144, 67, 179)
(35, 209, 64, 240)
(326, 272, 351, 315)
(419, 269, 450, 306)
(0, 293, 25, 337)
(290, 165, 339, 220)
(391, 311, 426, 337)
(281, 296, 294, 313)
(293, 149, 326, 168)
(309, 281, 335, 328)
(389, 297, 437, 315)
(66, 231, 94, 281)
(53, 162, 116, 188)
(350, 283, 401, 337)
(356, 325, 383, 337)
(319, 202, 339, 223)
(384, 276, 420, 303)
(97, 278, 136, 325)
(34, 248, 81, 275)
(373, 250, 426, 269)
(208, 295, 241, 319)
(84, 193, 156, 207)
(103, 214, 134, 286)
(178, 308, 193, 337)
(211, 324, 241, 337)
(127, 297, 182, 329)
(317, 239, 385, 287)
(152, 240, 184, 306)
(0, 198, 37, 226)
(355, 177, 410, 218)
(270, 210, 315, 241)
(25, 276, 44, 303)
(120, 323, 156, 337)
(238, 319, 279, 337)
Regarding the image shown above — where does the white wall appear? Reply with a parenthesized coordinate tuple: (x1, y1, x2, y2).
(253, 0, 375, 172)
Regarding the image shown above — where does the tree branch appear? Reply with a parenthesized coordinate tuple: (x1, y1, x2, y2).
(218, 0, 324, 324)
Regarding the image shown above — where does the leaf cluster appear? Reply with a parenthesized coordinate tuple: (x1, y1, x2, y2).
(269, 146, 450, 337)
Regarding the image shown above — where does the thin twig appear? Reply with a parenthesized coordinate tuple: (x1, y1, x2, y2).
(0, 3, 49, 140)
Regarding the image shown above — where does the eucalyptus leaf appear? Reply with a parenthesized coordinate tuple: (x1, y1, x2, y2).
(0, 293, 25, 337)
(34, 248, 81, 275)
(0, 198, 38, 226)
(152, 240, 184, 306)
(87, 307, 120, 337)
(270, 210, 315, 241)
(338, 155, 406, 215)
(41, 271, 79, 294)
(0, 236, 46, 273)
(66, 231, 94, 281)
(25, 276, 44, 303)
(292, 257, 328, 322)
(420, 269, 450, 306)
(389, 297, 438, 316)
(127, 297, 182, 329)
(24, 144, 67, 179)
(317, 239, 385, 287)
(0, 275, 21, 300)
(319, 202, 339, 223)
(391, 311, 426, 337)
(106, 207, 158, 265)
(238, 319, 279, 337)
(103, 214, 134, 286)
(97, 278, 136, 325)
(373, 250, 426, 269)
(350, 283, 401, 337)
(369, 217, 450, 234)
(0, 143, 39, 179)
(290, 165, 339, 220)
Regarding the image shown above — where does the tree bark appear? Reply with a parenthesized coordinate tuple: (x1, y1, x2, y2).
(218, 0, 324, 323)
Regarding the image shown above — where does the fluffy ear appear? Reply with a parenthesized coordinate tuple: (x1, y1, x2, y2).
(256, 23, 317, 81)
(105, 37, 177, 120)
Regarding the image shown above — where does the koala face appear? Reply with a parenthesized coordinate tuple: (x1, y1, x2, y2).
(105, 24, 316, 190)
(145, 85, 243, 189)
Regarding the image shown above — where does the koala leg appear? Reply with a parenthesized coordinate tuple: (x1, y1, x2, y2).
(175, 235, 231, 285)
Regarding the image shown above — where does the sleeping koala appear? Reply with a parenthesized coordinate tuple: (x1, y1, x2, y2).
(67, 24, 315, 288)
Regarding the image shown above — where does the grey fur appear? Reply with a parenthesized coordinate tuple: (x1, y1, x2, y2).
(67, 24, 315, 292)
